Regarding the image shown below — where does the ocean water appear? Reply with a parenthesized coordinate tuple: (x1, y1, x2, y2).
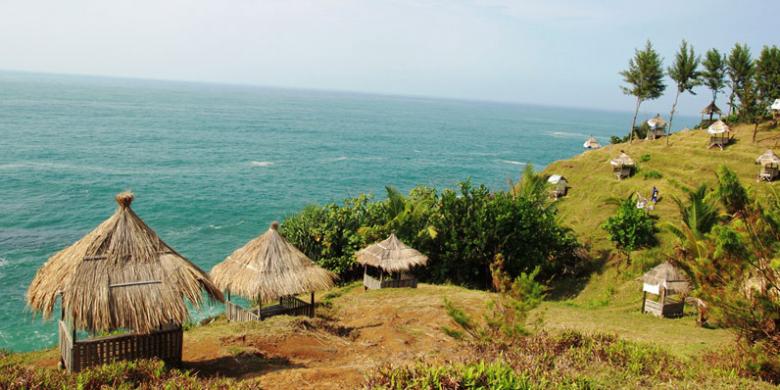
(0, 71, 697, 352)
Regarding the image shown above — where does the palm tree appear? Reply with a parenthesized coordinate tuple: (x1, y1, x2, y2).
(667, 40, 701, 145)
(666, 184, 720, 240)
(726, 43, 755, 116)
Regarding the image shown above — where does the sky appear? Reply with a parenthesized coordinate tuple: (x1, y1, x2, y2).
(0, 0, 778, 115)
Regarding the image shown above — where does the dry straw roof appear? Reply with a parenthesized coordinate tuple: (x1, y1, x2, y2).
(355, 233, 428, 273)
(610, 152, 635, 167)
(647, 114, 667, 128)
(701, 101, 722, 115)
(210, 222, 335, 302)
(642, 261, 689, 293)
(26, 192, 223, 334)
(583, 136, 601, 149)
(707, 120, 731, 134)
(756, 150, 780, 166)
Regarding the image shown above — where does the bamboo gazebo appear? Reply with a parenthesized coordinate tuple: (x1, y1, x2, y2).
(756, 150, 780, 182)
(610, 151, 635, 180)
(210, 222, 335, 322)
(701, 101, 722, 122)
(583, 136, 601, 149)
(641, 262, 690, 318)
(646, 114, 667, 140)
(547, 175, 568, 199)
(26, 192, 223, 372)
(707, 120, 732, 150)
(356, 233, 428, 289)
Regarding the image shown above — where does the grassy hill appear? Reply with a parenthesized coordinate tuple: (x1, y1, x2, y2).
(544, 122, 779, 255)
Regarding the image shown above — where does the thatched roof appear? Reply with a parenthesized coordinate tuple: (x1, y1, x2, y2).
(583, 136, 601, 149)
(647, 114, 666, 129)
(707, 120, 730, 135)
(26, 192, 223, 334)
(610, 152, 635, 167)
(771, 99, 780, 111)
(210, 222, 335, 302)
(355, 233, 428, 273)
(756, 150, 780, 166)
(701, 101, 722, 115)
(642, 261, 689, 293)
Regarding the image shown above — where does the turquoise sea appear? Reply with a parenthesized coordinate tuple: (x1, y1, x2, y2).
(0, 71, 697, 352)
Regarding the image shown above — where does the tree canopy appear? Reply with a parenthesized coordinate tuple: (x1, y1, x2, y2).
(620, 41, 666, 142)
(726, 43, 755, 115)
(702, 48, 727, 105)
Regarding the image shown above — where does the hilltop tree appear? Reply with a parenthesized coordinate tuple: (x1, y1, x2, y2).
(755, 45, 780, 109)
(739, 79, 763, 143)
(666, 40, 701, 145)
(726, 43, 755, 116)
(702, 49, 727, 119)
(620, 41, 666, 144)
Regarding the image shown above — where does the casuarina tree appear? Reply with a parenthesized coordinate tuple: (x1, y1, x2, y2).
(726, 43, 754, 116)
(702, 49, 726, 120)
(666, 40, 701, 144)
(755, 45, 780, 108)
(620, 41, 666, 144)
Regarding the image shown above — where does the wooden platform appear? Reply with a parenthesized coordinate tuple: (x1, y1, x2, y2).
(225, 295, 314, 322)
(59, 320, 182, 372)
(363, 273, 417, 289)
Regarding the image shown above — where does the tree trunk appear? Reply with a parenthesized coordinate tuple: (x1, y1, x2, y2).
(629, 97, 642, 144)
(667, 90, 681, 146)
(753, 122, 759, 143)
(728, 89, 736, 117)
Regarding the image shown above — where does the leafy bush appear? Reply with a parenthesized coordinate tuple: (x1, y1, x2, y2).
(282, 166, 585, 287)
(715, 165, 749, 215)
(601, 194, 658, 264)
(611, 122, 650, 144)
(642, 170, 663, 180)
(639, 153, 652, 162)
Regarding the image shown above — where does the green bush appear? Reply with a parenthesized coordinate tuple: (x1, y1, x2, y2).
(642, 170, 663, 180)
(282, 166, 585, 287)
(602, 194, 659, 264)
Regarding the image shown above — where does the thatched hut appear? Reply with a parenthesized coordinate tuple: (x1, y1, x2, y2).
(547, 175, 568, 199)
(641, 262, 689, 318)
(210, 222, 335, 322)
(756, 150, 780, 181)
(707, 120, 732, 150)
(26, 192, 223, 372)
(583, 135, 601, 149)
(646, 114, 667, 140)
(701, 101, 722, 121)
(610, 151, 635, 180)
(356, 233, 428, 289)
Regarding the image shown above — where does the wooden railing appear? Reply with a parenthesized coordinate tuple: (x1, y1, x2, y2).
(58, 322, 182, 372)
(364, 273, 418, 289)
(643, 298, 684, 318)
(269, 296, 312, 319)
(225, 300, 259, 322)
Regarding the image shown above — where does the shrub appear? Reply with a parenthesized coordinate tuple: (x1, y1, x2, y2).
(642, 170, 663, 180)
(602, 194, 658, 265)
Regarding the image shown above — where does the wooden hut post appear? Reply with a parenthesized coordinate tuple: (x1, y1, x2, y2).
(641, 291, 646, 313)
(310, 292, 315, 317)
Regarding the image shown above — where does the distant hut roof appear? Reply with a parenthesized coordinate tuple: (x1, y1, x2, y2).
(355, 233, 428, 273)
(772, 99, 780, 111)
(210, 222, 335, 302)
(647, 114, 667, 129)
(547, 175, 566, 184)
(642, 261, 689, 293)
(701, 101, 722, 115)
(26, 192, 223, 334)
(583, 136, 601, 149)
(756, 150, 780, 166)
(707, 120, 731, 135)
(610, 152, 635, 167)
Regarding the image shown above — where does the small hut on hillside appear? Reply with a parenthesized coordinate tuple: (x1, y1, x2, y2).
(547, 175, 568, 199)
(646, 114, 667, 140)
(26, 192, 223, 372)
(641, 262, 689, 318)
(210, 222, 335, 322)
(356, 233, 428, 289)
(756, 150, 780, 181)
(583, 136, 601, 149)
(701, 101, 722, 121)
(610, 151, 635, 180)
(707, 120, 732, 150)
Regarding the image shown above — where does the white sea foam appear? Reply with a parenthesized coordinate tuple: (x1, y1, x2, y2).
(332, 156, 349, 161)
(250, 161, 274, 167)
(500, 160, 526, 166)
(546, 131, 588, 139)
